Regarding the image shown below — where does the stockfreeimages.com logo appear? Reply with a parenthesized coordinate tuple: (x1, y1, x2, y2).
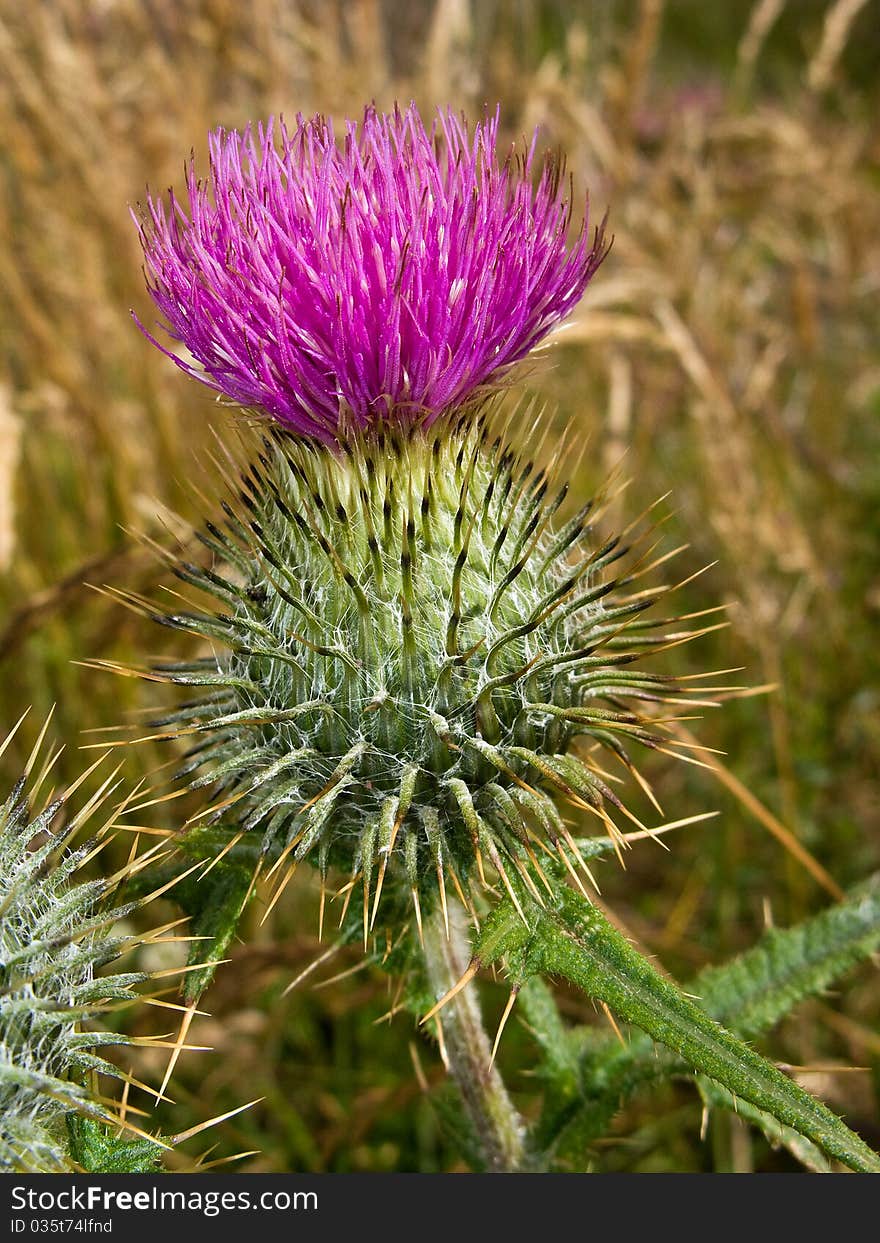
(11, 1186, 318, 1219)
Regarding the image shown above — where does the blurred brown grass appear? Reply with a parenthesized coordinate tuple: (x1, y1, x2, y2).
(1, 0, 879, 1171)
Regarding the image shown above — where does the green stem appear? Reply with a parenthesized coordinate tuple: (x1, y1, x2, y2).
(421, 900, 527, 1172)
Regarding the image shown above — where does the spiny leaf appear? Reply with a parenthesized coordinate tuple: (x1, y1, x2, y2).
(131, 855, 254, 1004)
(695, 1079, 832, 1174)
(691, 872, 880, 1039)
(66, 1117, 164, 1174)
(473, 874, 880, 1172)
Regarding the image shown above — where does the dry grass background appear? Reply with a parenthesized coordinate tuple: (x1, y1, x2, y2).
(1, 0, 879, 1171)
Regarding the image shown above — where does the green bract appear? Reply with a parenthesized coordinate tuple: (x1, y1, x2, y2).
(150, 413, 696, 940)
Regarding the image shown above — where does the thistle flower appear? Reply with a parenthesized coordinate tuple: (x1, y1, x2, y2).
(122, 105, 880, 1182)
(0, 723, 155, 1172)
(134, 104, 607, 440)
(129, 104, 701, 961)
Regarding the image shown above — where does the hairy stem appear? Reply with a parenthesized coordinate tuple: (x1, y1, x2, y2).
(421, 900, 527, 1172)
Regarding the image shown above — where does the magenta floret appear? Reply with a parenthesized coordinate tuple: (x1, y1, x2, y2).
(135, 104, 607, 440)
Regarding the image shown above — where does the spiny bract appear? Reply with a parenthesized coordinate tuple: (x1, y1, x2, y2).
(0, 733, 146, 1172)
(145, 413, 704, 938)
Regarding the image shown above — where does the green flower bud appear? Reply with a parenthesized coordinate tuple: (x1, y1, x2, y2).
(0, 728, 149, 1172)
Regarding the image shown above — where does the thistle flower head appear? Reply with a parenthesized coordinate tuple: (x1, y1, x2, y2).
(0, 728, 150, 1172)
(134, 104, 607, 441)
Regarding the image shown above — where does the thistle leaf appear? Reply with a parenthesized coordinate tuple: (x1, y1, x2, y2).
(474, 875, 880, 1172)
(695, 1080, 832, 1174)
(136, 857, 253, 1004)
(690, 872, 880, 1039)
(546, 870, 880, 1165)
(66, 1117, 164, 1174)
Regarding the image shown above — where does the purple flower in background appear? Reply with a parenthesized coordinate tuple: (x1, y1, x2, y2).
(134, 104, 607, 441)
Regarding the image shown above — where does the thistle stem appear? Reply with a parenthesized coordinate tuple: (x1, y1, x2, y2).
(421, 900, 527, 1172)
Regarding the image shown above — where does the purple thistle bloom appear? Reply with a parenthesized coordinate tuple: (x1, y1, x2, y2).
(134, 104, 607, 441)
